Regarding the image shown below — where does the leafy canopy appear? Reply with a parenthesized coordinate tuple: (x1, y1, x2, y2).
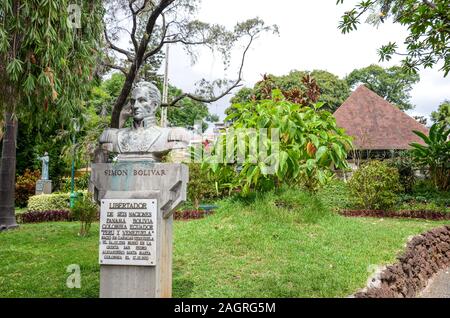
(228, 70, 350, 114)
(0, 0, 103, 126)
(431, 100, 450, 127)
(345, 64, 420, 111)
(337, 0, 450, 76)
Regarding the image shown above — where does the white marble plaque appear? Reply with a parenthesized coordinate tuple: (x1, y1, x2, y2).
(99, 199, 157, 266)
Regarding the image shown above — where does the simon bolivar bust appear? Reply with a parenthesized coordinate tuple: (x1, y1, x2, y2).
(98, 81, 191, 162)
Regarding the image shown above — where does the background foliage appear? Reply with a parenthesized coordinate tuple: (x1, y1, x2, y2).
(345, 64, 420, 110)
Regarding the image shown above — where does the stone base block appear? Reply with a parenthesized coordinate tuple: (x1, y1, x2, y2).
(35, 180, 52, 195)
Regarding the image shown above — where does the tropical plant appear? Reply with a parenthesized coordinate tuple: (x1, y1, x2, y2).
(204, 90, 352, 194)
(348, 161, 403, 210)
(410, 124, 450, 191)
(70, 193, 98, 237)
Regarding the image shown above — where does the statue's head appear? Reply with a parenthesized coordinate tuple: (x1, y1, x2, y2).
(130, 81, 161, 122)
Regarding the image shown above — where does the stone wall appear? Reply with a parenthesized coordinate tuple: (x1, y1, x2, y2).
(355, 226, 450, 298)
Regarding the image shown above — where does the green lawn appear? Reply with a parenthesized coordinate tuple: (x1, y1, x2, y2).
(1, 188, 448, 298)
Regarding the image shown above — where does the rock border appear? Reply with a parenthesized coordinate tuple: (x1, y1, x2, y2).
(340, 209, 450, 221)
(355, 226, 450, 298)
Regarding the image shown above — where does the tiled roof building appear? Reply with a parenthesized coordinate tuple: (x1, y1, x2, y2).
(334, 85, 429, 150)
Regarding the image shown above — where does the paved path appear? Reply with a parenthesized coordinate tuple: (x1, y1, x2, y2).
(420, 267, 450, 298)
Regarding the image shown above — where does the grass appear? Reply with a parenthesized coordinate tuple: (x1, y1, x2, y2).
(0, 186, 448, 298)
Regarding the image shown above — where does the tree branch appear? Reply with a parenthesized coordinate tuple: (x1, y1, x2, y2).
(110, 0, 175, 128)
(101, 61, 127, 75)
(129, 1, 139, 52)
(103, 28, 134, 62)
(167, 34, 255, 107)
(143, 13, 167, 61)
(422, 0, 437, 9)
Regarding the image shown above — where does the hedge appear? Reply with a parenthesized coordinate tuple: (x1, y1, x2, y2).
(17, 210, 73, 224)
(27, 191, 88, 212)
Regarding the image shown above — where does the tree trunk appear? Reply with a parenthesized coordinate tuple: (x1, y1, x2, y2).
(0, 112, 18, 230)
(110, 69, 136, 128)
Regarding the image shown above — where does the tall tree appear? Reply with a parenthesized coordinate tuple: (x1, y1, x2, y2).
(337, 0, 450, 76)
(0, 1, 103, 229)
(345, 64, 420, 110)
(227, 69, 350, 115)
(431, 100, 450, 127)
(102, 0, 278, 128)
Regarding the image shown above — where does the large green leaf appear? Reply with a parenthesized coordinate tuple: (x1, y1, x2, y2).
(412, 130, 431, 145)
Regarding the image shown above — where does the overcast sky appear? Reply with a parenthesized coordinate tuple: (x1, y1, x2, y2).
(162, 0, 449, 123)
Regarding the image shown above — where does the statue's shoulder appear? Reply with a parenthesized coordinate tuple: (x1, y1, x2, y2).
(167, 127, 192, 143)
(99, 128, 119, 143)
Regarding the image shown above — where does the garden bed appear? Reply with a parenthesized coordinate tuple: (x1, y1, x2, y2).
(16, 210, 73, 224)
(340, 209, 450, 221)
(174, 210, 214, 221)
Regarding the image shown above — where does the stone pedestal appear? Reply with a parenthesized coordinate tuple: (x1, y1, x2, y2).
(90, 161, 188, 298)
(35, 180, 52, 195)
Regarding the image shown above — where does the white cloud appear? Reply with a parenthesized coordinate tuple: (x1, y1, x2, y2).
(163, 0, 449, 121)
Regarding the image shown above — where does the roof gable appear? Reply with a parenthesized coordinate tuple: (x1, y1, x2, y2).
(333, 85, 429, 150)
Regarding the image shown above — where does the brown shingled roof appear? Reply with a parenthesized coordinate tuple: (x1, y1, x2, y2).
(334, 85, 429, 150)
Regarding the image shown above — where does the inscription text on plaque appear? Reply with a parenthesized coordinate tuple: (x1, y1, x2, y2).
(99, 199, 157, 266)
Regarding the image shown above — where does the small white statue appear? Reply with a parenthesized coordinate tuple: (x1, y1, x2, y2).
(38, 152, 50, 180)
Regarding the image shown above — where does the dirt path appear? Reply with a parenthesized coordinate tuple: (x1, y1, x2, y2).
(420, 267, 450, 298)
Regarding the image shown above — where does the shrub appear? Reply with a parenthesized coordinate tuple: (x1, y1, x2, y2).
(27, 191, 88, 211)
(27, 193, 70, 211)
(400, 179, 450, 207)
(386, 151, 416, 193)
(348, 161, 403, 210)
(15, 169, 41, 208)
(317, 179, 351, 211)
(70, 193, 98, 236)
(17, 210, 72, 224)
(187, 163, 222, 210)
